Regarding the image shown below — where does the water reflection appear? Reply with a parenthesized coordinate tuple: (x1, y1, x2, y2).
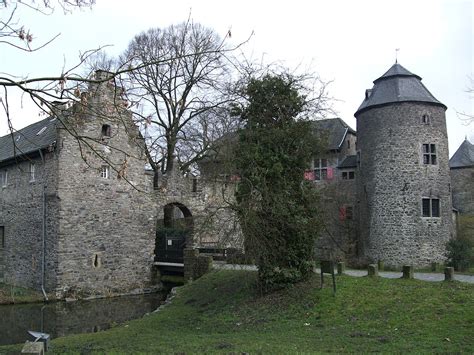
(0, 292, 167, 346)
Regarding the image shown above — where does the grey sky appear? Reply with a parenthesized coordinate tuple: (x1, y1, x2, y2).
(1, 0, 472, 155)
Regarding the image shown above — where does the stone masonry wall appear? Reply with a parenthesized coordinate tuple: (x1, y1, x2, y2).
(356, 103, 453, 267)
(312, 133, 357, 261)
(54, 74, 157, 298)
(315, 178, 357, 261)
(155, 164, 242, 251)
(0, 150, 59, 291)
(450, 166, 474, 215)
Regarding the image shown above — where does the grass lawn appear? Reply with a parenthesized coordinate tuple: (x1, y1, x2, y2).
(1, 269, 474, 353)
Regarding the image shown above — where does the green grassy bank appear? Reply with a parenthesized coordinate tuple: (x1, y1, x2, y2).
(0, 283, 44, 305)
(1, 269, 474, 353)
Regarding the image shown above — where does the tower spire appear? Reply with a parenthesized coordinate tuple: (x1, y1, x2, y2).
(395, 48, 400, 64)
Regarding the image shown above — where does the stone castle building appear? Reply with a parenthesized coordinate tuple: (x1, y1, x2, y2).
(0, 64, 469, 297)
(0, 71, 238, 298)
(449, 138, 474, 216)
(312, 63, 458, 267)
(355, 63, 454, 266)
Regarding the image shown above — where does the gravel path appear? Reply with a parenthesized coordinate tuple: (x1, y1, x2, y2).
(343, 269, 474, 283)
(214, 262, 474, 284)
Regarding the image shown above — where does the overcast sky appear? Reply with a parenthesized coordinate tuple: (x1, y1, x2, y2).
(1, 0, 473, 155)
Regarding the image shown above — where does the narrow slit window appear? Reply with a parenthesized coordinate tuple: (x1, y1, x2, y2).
(92, 253, 101, 268)
(0, 226, 4, 248)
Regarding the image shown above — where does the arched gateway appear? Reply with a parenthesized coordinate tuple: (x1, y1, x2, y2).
(154, 202, 193, 267)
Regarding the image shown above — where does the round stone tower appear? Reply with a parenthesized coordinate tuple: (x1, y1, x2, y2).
(355, 63, 453, 267)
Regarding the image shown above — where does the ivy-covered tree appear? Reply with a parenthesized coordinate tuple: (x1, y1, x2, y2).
(234, 73, 324, 291)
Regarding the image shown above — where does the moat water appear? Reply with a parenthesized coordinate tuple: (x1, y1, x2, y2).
(0, 291, 169, 346)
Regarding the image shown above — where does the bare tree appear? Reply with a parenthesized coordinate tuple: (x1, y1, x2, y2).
(121, 21, 239, 175)
(457, 76, 474, 124)
(1, 0, 95, 52)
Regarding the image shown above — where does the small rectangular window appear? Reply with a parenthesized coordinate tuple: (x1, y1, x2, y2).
(342, 171, 355, 180)
(29, 163, 36, 182)
(100, 166, 110, 179)
(431, 199, 440, 217)
(101, 124, 111, 138)
(346, 206, 353, 220)
(314, 158, 328, 181)
(422, 144, 437, 165)
(0, 226, 4, 248)
(422, 198, 440, 218)
(422, 199, 431, 217)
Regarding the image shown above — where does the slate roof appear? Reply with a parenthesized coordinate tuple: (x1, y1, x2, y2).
(355, 63, 446, 116)
(449, 139, 474, 168)
(311, 118, 356, 151)
(338, 155, 357, 169)
(0, 116, 58, 164)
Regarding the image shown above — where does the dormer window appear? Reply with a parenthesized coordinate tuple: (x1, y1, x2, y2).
(101, 124, 111, 138)
(365, 89, 372, 100)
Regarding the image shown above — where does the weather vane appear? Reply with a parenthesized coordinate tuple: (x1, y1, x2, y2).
(395, 48, 400, 63)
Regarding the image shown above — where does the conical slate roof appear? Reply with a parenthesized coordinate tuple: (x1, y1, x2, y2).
(449, 139, 474, 168)
(355, 63, 446, 116)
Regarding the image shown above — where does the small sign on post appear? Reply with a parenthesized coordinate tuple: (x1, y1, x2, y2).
(320, 260, 336, 295)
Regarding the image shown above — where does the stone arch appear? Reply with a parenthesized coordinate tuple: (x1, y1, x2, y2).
(155, 202, 193, 264)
